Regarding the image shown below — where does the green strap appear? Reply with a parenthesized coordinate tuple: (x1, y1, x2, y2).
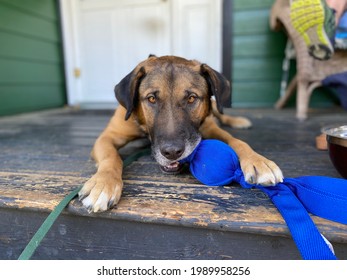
(18, 148, 151, 260)
(18, 187, 81, 260)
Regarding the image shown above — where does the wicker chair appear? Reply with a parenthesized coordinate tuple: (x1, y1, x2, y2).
(270, 0, 347, 120)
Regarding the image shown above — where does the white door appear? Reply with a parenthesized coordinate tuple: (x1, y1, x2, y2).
(60, 0, 222, 107)
(172, 0, 222, 70)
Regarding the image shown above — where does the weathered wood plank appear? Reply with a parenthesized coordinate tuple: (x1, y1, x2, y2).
(1, 158, 347, 243)
(1, 208, 306, 260)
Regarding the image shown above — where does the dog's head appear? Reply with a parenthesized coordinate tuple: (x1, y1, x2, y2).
(114, 55, 230, 173)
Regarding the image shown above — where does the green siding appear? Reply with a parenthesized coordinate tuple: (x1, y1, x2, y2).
(232, 0, 336, 108)
(0, 0, 65, 116)
(233, 0, 274, 11)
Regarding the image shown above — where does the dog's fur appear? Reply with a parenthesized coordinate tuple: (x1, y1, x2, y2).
(79, 55, 283, 212)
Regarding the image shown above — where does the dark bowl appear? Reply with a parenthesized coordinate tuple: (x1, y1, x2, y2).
(323, 125, 347, 179)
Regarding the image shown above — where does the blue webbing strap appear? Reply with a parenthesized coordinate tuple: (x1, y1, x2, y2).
(184, 139, 347, 260)
(259, 185, 337, 260)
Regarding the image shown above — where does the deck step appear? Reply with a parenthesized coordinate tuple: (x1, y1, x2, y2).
(1, 108, 347, 259)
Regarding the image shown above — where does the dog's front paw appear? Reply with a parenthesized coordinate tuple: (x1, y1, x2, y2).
(240, 154, 283, 186)
(79, 171, 123, 212)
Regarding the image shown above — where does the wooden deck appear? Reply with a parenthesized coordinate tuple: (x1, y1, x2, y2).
(1, 107, 347, 260)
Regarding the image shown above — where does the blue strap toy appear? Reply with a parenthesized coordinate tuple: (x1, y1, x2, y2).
(180, 139, 347, 260)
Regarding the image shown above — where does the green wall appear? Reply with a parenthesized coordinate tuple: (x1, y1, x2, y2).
(232, 0, 337, 108)
(0, 0, 66, 116)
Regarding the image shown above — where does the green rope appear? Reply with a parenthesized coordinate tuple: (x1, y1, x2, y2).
(17, 187, 81, 260)
(18, 148, 151, 260)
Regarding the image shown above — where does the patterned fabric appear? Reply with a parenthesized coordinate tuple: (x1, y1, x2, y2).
(290, 0, 335, 60)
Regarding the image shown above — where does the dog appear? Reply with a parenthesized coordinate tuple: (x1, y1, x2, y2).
(79, 55, 283, 212)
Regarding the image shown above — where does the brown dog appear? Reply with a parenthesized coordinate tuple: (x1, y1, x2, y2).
(79, 55, 283, 212)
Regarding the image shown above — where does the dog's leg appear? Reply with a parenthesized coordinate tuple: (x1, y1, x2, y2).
(79, 106, 143, 212)
(211, 100, 252, 129)
(200, 115, 283, 186)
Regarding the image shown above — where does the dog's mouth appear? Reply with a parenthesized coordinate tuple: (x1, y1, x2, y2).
(153, 135, 201, 175)
(159, 161, 183, 174)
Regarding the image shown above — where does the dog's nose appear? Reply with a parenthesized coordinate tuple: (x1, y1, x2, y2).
(160, 142, 185, 160)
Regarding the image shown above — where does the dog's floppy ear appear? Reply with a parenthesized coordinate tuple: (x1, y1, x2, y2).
(200, 64, 231, 114)
(114, 66, 146, 120)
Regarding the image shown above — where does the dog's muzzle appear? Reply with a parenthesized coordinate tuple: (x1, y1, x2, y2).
(153, 137, 201, 174)
(158, 141, 185, 174)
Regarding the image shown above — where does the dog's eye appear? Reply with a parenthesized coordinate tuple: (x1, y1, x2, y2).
(187, 94, 197, 104)
(147, 95, 156, 104)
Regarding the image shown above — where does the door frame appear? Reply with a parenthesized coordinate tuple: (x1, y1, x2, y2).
(59, 0, 82, 106)
(222, 0, 232, 107)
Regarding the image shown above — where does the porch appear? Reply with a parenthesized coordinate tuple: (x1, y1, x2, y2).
(1, 107, 347, 260)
